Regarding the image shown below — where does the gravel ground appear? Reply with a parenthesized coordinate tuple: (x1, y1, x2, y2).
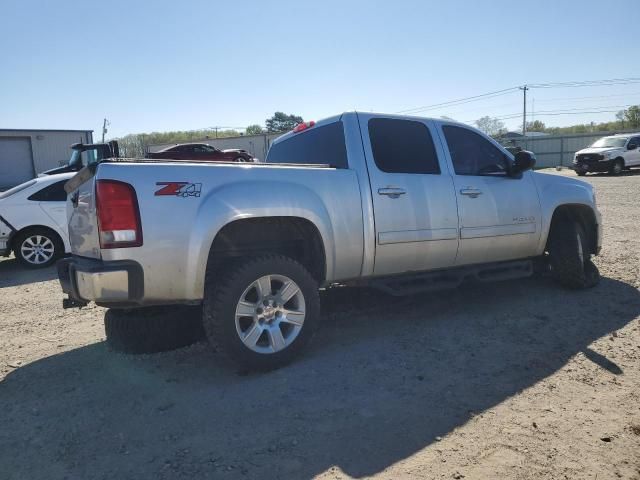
(1, 169, 639, 480)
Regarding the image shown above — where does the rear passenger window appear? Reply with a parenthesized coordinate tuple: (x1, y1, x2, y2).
(368, 118, 440, 174)
(28, 180, 68, 202)
(443, 125, 510, 176)
(266, 122, 348, 168)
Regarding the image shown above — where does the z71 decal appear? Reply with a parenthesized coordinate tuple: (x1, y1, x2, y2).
(155, 182, 202, 198)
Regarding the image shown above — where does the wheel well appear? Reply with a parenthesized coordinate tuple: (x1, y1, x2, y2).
(206, 217, 326, 283)
(615, 156, 625, 165)
(548, 205, 598, 254)
(10, 225, 63, 251)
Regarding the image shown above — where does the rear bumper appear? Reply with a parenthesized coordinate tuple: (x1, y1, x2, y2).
(57, 256, 144, 307)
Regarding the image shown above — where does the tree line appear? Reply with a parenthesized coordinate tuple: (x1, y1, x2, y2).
(115, 112, 304, 158)
(475, 105, 640, 137)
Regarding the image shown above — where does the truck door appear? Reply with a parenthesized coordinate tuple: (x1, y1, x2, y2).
(358, 114, 459, 275)
(626, 136, 640, 166)
(436, 123, 542, 265)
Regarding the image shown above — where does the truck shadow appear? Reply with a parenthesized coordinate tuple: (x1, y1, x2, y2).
(1, 276, 639, 479)
(0, 257, 58, 287)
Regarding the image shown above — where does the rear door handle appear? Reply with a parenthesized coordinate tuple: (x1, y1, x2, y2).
(378, 187, 407, 199)
(460, 188, 483, 198)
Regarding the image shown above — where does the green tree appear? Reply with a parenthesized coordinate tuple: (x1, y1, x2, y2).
(624, 106, 640, 129)
(526, 120, 546, 132)
(475, 116, 506, 136)
(265, 112, 304, 133)
(245, 124, 264, 135)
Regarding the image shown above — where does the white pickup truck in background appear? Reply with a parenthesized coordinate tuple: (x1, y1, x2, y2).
(573, 132, 640, 175)
(58, 112, 601, 369)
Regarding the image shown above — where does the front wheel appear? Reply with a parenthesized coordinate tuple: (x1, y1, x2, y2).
(547, 219, 600, 289)
(609, 159, 623, 175)
(576, 170, 587, 177)
(203, 254, 320, 370)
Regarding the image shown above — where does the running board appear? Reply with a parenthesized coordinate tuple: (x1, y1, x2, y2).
(369, 260, 533, 296)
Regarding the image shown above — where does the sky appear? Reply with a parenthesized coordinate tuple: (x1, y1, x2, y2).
(1, 0, 639, 139)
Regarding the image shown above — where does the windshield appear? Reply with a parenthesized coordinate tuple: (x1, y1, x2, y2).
(68, 150, 82, 168)
(68, 148, 98, 168)
(590, 137, 627, 148)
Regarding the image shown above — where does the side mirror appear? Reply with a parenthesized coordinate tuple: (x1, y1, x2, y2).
(512, 150, 536, 175)
(628, 143, 637, 150)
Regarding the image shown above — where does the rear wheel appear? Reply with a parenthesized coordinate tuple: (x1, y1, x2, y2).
(203, 254, 320, 370)
(13, 228, 63, 268)
(547, 218, 599, 289)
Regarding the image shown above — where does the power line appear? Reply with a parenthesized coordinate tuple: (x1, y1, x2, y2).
(532, 92, 640, 103)
(395, 87, 519, 114)
(529, 77, 640, 89)
(396, 77, 640, 119)
(464, 104, 636, 124)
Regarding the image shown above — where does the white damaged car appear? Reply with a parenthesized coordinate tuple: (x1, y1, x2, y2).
(573, 133, 640, 176)
(0, 173, 73, 268)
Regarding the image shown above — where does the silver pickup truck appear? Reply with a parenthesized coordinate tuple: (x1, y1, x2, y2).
(58, 112, 602, 369)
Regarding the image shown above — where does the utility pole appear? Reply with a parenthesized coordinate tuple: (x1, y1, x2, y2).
(520, 85, 528, 137)
(101, 118, 109, 143)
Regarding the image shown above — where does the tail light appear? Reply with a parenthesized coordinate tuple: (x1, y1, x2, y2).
(96, 180, 143, 248)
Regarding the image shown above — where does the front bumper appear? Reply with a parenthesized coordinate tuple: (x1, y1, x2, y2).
(57, 256, 144, 307)
(572, 159, 614, 173)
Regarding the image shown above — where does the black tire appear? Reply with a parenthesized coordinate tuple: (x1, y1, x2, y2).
(104, 306, 205, 354)
(234, 156, 247, 163)
(609, 158, 624, 176)
(203, 254, 320, 371)
(576, 170, 587, 176)
(547, 218, 600, 289)
(13, 227, 64, 269)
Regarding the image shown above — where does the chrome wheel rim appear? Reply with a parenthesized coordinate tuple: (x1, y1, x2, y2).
(614, 162, 622, 174)
(20, 235, 55, 265)
(235, 274, 305, 354)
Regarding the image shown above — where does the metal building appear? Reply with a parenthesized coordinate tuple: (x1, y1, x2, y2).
(0, 129, 93, 189)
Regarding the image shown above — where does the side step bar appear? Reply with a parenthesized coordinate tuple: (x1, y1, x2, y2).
(369, 259, 533, 296)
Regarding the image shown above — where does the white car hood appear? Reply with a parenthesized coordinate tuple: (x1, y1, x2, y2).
(576, 147, 623, 155)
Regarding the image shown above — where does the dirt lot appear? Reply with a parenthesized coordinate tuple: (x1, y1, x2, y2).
(1, 169, 639, 480)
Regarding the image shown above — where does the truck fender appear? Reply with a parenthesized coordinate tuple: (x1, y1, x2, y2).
(532, 173, 599, 255)
(185, 180, 336, 299)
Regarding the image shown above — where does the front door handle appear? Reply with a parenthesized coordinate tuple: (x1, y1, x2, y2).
(378, 187, 407, 199)
(460, 188, 483, 198)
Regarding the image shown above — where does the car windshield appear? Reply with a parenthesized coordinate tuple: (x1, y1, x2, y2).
(68, 150, 82, 168)
(590, 137, 627, 148)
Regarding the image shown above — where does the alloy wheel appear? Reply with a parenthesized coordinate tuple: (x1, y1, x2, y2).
(234, 274, 306, 354)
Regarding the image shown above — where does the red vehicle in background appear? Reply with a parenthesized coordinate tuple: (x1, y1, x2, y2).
(146, 143, 253, 162)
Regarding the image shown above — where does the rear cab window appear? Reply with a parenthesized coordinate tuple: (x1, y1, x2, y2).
(367, 118, 441, 174)
(266, 122, 348, 168)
